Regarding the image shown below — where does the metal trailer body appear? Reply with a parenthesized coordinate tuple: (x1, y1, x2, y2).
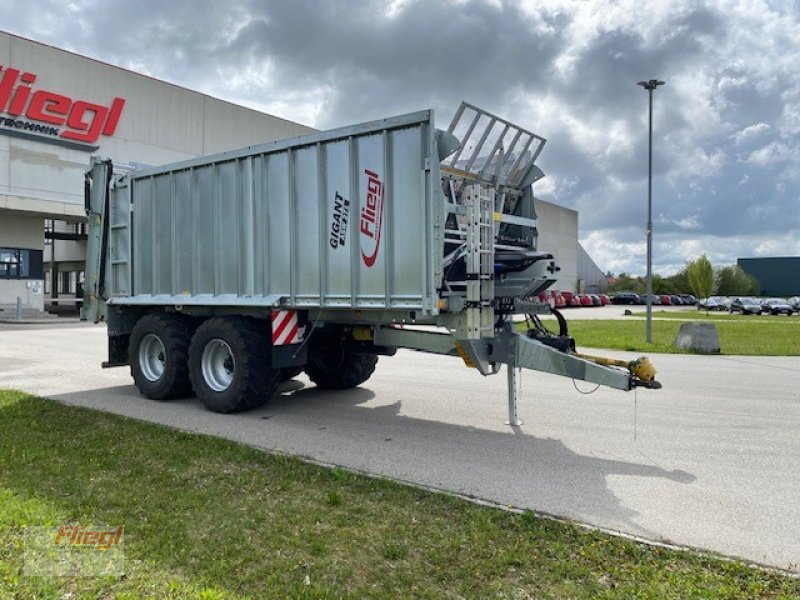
(83, 103, 658, 420)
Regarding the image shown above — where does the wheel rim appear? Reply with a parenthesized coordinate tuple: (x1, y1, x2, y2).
(201, 339, 235, 392)
(139, 333, 166, 382)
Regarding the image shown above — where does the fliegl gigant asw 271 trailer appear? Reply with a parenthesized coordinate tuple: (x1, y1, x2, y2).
(82, 102, 659, 423)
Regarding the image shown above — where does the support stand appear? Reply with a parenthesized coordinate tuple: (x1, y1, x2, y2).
(506, 364, 523, 426)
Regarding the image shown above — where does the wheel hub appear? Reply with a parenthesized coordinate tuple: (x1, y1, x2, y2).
(202, 339, 235, 392)
(139, 333, 166, 382)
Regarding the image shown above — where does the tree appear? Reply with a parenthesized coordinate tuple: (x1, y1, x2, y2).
(665, 266, 690, 295)
(687, 255, 716, 306)
(716, 265, 760, 296)
(652, 274, 679, 295)
(607, 272, 645, 294)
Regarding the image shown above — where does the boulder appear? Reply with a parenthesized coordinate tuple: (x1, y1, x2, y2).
(673, 322, 720, 354)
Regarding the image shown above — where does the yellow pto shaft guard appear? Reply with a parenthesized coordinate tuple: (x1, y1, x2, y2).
(572, 353, 657, 383)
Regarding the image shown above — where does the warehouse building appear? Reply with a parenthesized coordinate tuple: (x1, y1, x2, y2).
(0, 31, 602, 316)
(0, 31, 314, 314)
(737, 257, 800, 296)
(534, 198, 607, 293)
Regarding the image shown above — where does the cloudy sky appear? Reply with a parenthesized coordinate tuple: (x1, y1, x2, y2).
(3, 0, 798, 275)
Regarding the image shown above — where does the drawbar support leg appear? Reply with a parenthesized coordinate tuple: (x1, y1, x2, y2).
(506, 364, 523, 426)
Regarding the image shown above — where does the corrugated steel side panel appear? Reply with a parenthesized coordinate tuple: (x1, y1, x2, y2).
(113, 111, 440, 314)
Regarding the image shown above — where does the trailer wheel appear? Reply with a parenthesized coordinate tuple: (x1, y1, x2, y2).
(129, 314, 193, 400)
(188, 317, 279, 413)
(305, 334, 378, 390)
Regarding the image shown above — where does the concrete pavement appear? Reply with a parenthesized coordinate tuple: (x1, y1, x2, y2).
(1, 321, 798, 571)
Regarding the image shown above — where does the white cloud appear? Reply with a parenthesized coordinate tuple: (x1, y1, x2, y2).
(657, 214, 702, 231)
(732, 122, 771, 145)
(746, 142, 799, 165)
(1, 0, 798, 268)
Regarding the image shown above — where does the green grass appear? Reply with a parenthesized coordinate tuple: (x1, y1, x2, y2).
(630, 310, 795, 322)
(531, 314, 800, 355)
(1, 390, 799, 598)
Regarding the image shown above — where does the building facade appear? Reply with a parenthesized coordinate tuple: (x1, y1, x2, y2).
(0, 32, 314, 312)
(737, 257, 800, 296)
(534, 198, 605, 293)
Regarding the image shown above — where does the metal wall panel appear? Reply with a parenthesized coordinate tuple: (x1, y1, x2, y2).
(194, 166, 215, 294)
(114, 111, 440, 314)
(294, 146, 321, 305)
(324, 140, 353, 305)
(173, 170, 192, 295)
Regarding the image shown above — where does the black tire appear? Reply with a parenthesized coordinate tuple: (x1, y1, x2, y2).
(305, 333, 378, 390)
(188, 317, 280, 413)
(279, 366, 304, 382)
(129, 314, 193, 400)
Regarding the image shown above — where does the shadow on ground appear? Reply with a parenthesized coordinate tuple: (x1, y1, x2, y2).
(46, 379, 695, 542)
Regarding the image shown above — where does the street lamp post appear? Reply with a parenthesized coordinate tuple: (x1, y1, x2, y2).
(637, 79, 665, 344)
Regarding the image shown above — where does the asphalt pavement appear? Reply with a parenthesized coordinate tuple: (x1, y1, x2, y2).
(1, 320, 798, 571)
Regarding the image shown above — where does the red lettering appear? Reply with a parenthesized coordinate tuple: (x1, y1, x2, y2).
(54, 525, 73, 545)
(7, 85, 31, 116)
(102, 97, 125, 136)
(83, 530, 99, 545)
(0, 64, 126, 146)
(360, 215, 375, 238)
(27, 90, 70, 125)
(0, 67, 18, 113)
(7, 73, 35, 116)
(360, 169, 385, 267)
(62, 101, 109, 143)
(0, 68, 15, 112)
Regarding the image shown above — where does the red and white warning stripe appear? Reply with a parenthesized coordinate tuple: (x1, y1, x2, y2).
(271, 310, 304, 346)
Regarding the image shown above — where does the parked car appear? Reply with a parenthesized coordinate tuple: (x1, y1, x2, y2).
(659, 295, 672, 305)
(640, 294, 661, 305)
(560, 291, 580, 307)
(553, 291, 567, 308)
(762, 298, 794, 316)
(703, 296, 724, 311)
(611, 292, 640, 305)
(789, 297, 800, 310)
(719, 297, 733, 311)
(577, 294, 593, 306)
(679, 294, 697, 305)
(729, 297, 763, 315)
(669, 295, 683, 306)
(598, 294, 611, 306)
(588, 294, 602, 306)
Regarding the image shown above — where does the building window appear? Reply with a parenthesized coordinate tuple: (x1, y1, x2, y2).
(0, 247, 44, 280)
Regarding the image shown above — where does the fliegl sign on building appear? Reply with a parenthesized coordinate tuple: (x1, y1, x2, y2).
(0, 64, 125, 151)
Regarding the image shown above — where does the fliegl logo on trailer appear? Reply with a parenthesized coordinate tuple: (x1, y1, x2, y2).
(360, 169, 385, 267)
(0, 64, 126, 152)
